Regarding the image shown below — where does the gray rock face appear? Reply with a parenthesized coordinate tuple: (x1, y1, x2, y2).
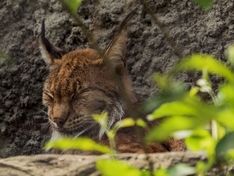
(0, 0, 234, 157)
(0, 152, 206, 176)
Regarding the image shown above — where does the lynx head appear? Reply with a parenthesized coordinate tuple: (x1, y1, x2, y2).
(39, 20, 136, 138)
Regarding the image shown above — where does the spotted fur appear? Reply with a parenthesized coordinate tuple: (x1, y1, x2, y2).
(39, 21, 135, 139)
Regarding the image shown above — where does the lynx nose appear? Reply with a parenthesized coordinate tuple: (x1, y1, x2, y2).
(51, 103, 69, 128)
(52, 117, 66, 128)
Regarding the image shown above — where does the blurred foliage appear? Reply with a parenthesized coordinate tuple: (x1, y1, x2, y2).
(93, 112, 146, 150)
(96, 159, 147, 176)
(96, 159, 195, 176)
(0, 51, 13, 66)
(185, 129, 216, 157)
(216, 132, 234, 160)
(166, 164, 195, 176)
(144, 74, 186, 113)
(153, 164, 195, 176)
(177, 54, 234, 82)
(145, 46, 234, 175)
(45, 137, 112, 154)
(62, 0, 82, 15)
(193, 0, 213, 10)
(225, 45, 234, 66)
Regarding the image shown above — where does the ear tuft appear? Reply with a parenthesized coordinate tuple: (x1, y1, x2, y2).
(103, 9, 136, 71)
(105, 30, 127, 71)
(39, 19, 65, 65)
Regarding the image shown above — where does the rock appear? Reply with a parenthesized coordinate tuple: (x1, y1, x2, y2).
(0, 152, 206, 176)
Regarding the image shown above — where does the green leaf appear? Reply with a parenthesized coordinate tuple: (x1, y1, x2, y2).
(177, 54, 234, 82)
(154, 168, 168, 176)
(93, 112, 108, 127)
(96, 159, 144, 176)
(153, 74, 171, 90)
(193, 0, 213, 10)
(149, 100, 197, 120)
(196, 161, 210, 175)
(225, 45, 234, 66)
(185, 129, 216, 156)
(63, 0, 82, 15)
(144, 88, 186, 114)
(136, 119, 147, 128)
(154, 164, 195, 176)
(45, 137, 112, 154)
(217, 84, 234, 106)
(146, 94, 220, 142)
(149, 95, 216, 121)
(167, 164, 195, 176)
(0, 51, 9, 61)
(153, 73, 186, 93)
(0, 51, 14, 65)
(189, 87, 199, 97)
(216, 132, 234, 160)
(225, 149, 234, 160)
(146, 116, 199, 141)
(141, 170, 151, 176)
(216, 109, 234, 129)
(114, 118, 135, 130)
(144, 73, 187, 113)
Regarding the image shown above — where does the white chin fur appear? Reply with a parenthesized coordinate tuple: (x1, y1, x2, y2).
(51, 130, 63, 140)
(98, 101, 125, 139)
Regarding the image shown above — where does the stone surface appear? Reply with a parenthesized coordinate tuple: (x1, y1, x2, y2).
(0, 152, 206, 176)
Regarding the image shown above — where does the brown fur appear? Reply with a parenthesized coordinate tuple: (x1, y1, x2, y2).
(42, 48, 129, 136)
(39, 20, 185, 153)
(39, 18, 136, 139)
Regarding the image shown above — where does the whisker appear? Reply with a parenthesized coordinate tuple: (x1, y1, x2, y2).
(75, 120, 96, 130)
(74, 117, 96, 126)
(36, 109, 48, 116)
(75, 123, 97, 137)
(48, 118, 58, 128)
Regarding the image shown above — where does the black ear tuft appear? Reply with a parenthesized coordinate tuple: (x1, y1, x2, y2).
(103, 8, 137, 70)
(39, 19, 65, 65)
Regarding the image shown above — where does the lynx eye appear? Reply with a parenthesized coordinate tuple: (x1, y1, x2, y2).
(45, 91, 54, 99)
(43, 90, 54, 106)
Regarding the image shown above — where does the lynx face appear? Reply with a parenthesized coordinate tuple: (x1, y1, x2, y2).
(39, 21, 136, 138)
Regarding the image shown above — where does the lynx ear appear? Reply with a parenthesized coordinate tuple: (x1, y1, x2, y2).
(103, 8, 136, 73)
(104, 30, 127, 73)
(39, 20, 65, 65)
(105, 31, 137, 104)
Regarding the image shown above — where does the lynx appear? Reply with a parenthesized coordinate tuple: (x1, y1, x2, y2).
(39, 16, 184, 152)
(39, 18, 138, 138)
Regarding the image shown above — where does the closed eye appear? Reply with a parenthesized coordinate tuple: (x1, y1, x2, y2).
(44, 92, 54, 99)
(43, 89, 54, 99)
(43, 90, 54, 106)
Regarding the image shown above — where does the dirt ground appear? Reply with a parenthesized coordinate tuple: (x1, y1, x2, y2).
(0, 0, 233, 158)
